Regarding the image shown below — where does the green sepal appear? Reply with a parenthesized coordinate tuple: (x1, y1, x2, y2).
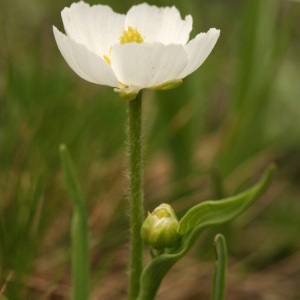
(137, 165, 275, 300)
(114, 79, 183, 101)
(114, 86, 139, 101)
(150, 79, 183, 91)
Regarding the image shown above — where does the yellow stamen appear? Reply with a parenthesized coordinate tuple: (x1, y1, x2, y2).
(103, 47, 113, 65)
(103, 28, 143, 66)
(103, 55, 111, 65)
(119, 26, 144, 44)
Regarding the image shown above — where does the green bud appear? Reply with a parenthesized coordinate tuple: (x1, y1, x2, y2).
(141, 203, 180, 250)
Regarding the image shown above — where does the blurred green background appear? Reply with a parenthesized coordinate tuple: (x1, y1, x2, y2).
(1, 0, 300, 299)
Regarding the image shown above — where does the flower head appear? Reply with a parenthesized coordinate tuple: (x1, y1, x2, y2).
(53, 1, 220, 100)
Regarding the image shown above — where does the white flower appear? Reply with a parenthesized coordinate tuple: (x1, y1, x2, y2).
(53, 1, 220, 100)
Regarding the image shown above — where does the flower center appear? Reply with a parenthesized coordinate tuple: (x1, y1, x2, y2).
(119, 26, 144, 44)
(103, 27, 144, 66)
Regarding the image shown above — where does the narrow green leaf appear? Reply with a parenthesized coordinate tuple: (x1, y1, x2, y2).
(212, 234, 227, 300)
(178, 164, 275, 235)
(137, 165, 275, 300)
(59, 144, 90, 300)
(59, 144, 85, 211)
(137, 253, 178, 300)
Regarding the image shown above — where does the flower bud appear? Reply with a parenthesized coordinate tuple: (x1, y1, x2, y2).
(141, 203, 180, 250)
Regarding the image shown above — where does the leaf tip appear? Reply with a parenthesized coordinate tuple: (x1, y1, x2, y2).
(214, 233, 225, 245)
(267, 163, 277, 173)
(261, 163, 276, 185)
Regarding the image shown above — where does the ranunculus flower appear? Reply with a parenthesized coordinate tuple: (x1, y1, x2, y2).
(53, 1, 220, 100)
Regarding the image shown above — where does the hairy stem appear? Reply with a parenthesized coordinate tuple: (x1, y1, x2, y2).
(127, 92, 144, 300)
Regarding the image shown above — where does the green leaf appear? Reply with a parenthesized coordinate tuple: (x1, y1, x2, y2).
(59, 144, 85, 211)
(137, 165, 275, 300)
(178, 165, 274, 235)
(59, 144, 90, 300)
(212, 234, 227, 300)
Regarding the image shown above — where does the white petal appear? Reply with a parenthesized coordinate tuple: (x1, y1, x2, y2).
(179, 28, 220, 78)
(110, 43, 188, 89)
(125, 3, 192, 45)
(53, 27, 120, 87)
(61, 1, 125, 56)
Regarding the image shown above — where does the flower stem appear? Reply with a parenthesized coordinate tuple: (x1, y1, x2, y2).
(127, 92, 144, 300)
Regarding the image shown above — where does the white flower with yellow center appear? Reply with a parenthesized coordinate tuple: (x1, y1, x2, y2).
(53, 1, 220, 100)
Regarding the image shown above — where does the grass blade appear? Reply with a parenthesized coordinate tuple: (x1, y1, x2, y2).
(59, 144, 90, 300)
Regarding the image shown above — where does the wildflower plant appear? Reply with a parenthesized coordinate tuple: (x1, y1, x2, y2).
(54, 2, 274, 300)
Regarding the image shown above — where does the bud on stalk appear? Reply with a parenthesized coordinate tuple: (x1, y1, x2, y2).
(141, 203, 180, 250)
